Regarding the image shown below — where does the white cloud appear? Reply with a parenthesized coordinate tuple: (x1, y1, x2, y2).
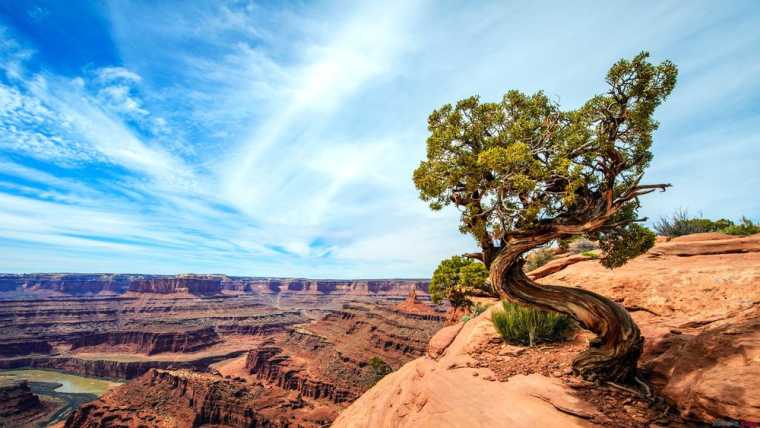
(1, 2, 759, 278)
(95, 66, 142, 83)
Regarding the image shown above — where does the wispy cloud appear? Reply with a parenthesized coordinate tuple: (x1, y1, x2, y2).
(0, 1, 758, 277)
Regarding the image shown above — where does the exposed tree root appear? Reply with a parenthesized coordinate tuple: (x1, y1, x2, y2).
(530, 394, 595, 420)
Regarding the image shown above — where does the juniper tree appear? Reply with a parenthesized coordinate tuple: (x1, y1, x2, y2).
(429, 256, 490, 310)
(413, 52, 677, 382)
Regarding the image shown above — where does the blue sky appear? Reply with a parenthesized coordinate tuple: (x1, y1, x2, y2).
(0, 1, 758, 278)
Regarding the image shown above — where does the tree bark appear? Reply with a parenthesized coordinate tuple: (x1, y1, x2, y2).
(490, 249, 643, 383)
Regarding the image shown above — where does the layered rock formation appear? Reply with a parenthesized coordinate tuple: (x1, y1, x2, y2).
(241, 302, 445, 405)
(0, 272, 442, 426)
(69, 326, 222, 355)
(246, 345, 355, 403)
(64, 369, 311, 428)
(0, 339, 52, 357)
(59, 300, 444, 427)
(0, 273, 429, 304)
(0, 380, 43, 422)
(0, 351, 253, 380)
(128, 275, 224, 295)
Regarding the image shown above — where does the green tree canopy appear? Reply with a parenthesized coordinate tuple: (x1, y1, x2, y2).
(430, 256, 490, 308)
(414, 52, 677, 269)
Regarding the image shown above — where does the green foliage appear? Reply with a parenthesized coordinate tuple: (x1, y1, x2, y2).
(721, 217, 760, 236)
(723, 217, 759, 236)
(413, 52, 677, 269)
(491, 301, 574, 347)
(580, 251, 598, 258)
(367, 356, 392, 385)
(524, 248, 554, 272)
(470, 302, 490, 317)
(654, 210, 758, 238)
(594, 223, 656, 269)
(430, 256, 490, 308)
(653, 209, 732, 237)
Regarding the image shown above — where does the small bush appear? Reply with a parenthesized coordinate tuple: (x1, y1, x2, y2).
(491, 301, 573, 347)
(722, 217, 760, 236)
(580, 251, 598, 258)
(654, 209, 733, 238)
(469, 302, 490, 317)
(524, 248, 554, 272)
(654, 209, 759, 238)
(368, 357, 392, 385)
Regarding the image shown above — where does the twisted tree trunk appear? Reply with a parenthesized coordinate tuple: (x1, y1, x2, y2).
(490, 249, 643, 383)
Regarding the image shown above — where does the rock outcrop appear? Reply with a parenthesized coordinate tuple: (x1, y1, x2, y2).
(128, 276, 224, 295)
(0, 380, 43, 420)
(333, 308, 600, 428)
(69, 326, 221, 355)
(536, 232, 760, 424)
(246, 345, 355, 403)
(648, 233, 760, 257)
(0, 339, 53, 357)
(642, 306, 759, 423)
(64, 369, 308, 428)
(59, 300, 444, 427)
(336, 233, 760, 426)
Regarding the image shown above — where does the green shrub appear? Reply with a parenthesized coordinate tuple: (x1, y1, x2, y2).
(654, 209, 733, 238)
(469, 302, 490, 317)
(580, 251, 598, 258)
(722, 217, 760, 236)
(524, 248, 554, 272)
(597, 223, 656, 269)
(491, 301, 573, 347)
(654, 209, 758, 238)
(367, 356, 392, 385)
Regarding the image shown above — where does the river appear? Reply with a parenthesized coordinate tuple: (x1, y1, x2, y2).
(0, 369, 122, 427)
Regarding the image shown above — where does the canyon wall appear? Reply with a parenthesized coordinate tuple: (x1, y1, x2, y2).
(0, 273, 429, 301)
(0, 380, 42, 419)
(57, 298, 445, 426)
(64, 369, 305, 428)
(68, 326, 222, 355)
(1, 271, 442, 426)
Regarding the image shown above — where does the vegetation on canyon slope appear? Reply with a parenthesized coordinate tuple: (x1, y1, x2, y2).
(414, 51, 678, 382)
(429, 255, 490, 310)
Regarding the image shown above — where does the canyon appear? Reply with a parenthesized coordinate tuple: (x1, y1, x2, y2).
(0, 274, 443, 426)
(3, 233, 759, 427)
